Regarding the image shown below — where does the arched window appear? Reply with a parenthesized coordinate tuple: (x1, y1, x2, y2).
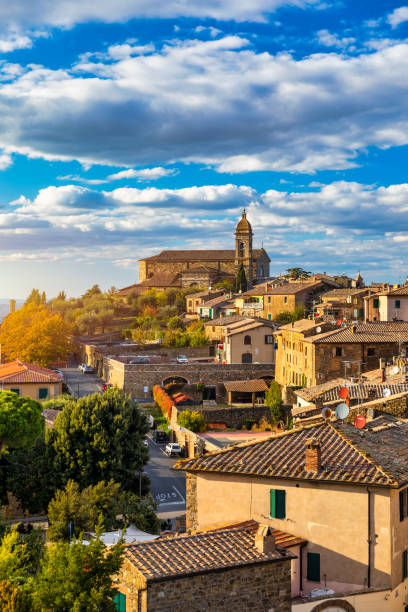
(239, 241, 245, 258)
(244, 335, 251, 345)
(242, 352, 252, 363)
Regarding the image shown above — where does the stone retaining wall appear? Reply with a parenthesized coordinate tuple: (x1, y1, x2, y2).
(104, 358, 274, 397)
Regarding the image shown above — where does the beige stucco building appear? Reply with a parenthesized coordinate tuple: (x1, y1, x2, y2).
(176, 415, 408, 609)
(0, 359, 63, 401)
(223, 319, 276, 364)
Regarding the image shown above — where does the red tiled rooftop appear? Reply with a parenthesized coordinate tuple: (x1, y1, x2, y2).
(0, 360, 63, 384)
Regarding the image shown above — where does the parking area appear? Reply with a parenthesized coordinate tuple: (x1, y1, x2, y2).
(64, 367, 104, 398)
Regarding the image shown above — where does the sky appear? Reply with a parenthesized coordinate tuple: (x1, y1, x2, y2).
(1, 1, 408, 298)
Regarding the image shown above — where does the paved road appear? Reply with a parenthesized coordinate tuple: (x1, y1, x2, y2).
(145, 435, 186, 519)
(64, 367, 104, 397)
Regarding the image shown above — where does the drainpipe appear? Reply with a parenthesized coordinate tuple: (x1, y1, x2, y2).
(367, 487, 373, 589)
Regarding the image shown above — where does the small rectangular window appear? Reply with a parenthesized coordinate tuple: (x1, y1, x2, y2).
(38, 388, 49, 400)
(396, 300, 401, 309)
(335, 347, 342, 357)
(307, 552, 321, 582)
(265, 335, 273, 344)
(284, 296, 288, 304)
(403, 550, 408, 580)
(268, 296, 271, 304)
(270, 489, 286, 519)
(373, 298, 379, 308)
(10, 388, 20, 395)
(367, 348, 375, 356)
(400, 491, 405, 521)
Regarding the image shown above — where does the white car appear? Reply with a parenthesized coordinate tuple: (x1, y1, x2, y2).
(78, 363, 86, 371)
(176, 355, 188, 364)
(165, 443, 182, 456)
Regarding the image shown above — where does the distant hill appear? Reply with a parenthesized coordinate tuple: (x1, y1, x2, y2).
(0, 300, 24, 322)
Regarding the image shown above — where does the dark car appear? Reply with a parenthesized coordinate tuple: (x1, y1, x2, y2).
(130, 356, 150, 364)
(152, 429, 169, 443)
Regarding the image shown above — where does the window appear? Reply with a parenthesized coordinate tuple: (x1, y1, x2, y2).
(396, 300, 401, 309)
(270, 489, 286, 519)
(268, 296, 271, 304)
(305, 346, 308, 356)
(268, 314, 271, 320)
(244, 335, 251, 345)
(38, 388, 49, 400)
(265, 335, 274, 344)
(400, 490, 407, 521)
(242, 353, 252, 363)
(335, 347, 342, 357)
(367, 348, 375, 356)
(373, 298, 379, 308)
(307, 552, 320, 582)
(403, 550, 408, 580)
(10, 388, 20, 395)
(284, 296, 288, 304)
(188, 300, 192, 308)
(113, 592, 126, 612)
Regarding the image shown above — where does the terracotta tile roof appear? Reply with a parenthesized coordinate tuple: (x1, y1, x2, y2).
(225, 320, 275, 336)
(185, 289, 224, 300)
(201, 294, 235, 308)
(224, 379, 269, 393)
(176, 416, 408, 487)
(0, 360, 63, 384)
(311, 322, 408, 344)
(124, 526, 292, 582)
(205, 315, 257, 327)
(322, 288, 370, 299)
(243, 281, 322, 296)
(140, 249, 264, 262)
(116, 273, 181, 295)
(198, 520, 306, 549)
(377, 285, 408, 297)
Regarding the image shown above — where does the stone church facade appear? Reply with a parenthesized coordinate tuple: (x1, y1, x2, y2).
(118, 211, 270, 297)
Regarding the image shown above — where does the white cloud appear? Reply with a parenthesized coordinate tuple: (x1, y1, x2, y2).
(0, 32, 32, 53)
(388, 6, 408, 28)
(107, 167, 178, 181)
(316, 29, 356, 51)
(1, 36, 408, 175)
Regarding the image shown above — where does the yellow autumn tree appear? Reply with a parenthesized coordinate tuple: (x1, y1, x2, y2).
(0, 303, 72, 367)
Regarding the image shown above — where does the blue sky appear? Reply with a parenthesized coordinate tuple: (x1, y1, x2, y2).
(1, 0, 408, 298)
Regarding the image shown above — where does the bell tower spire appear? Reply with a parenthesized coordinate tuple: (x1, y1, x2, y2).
(235, 210, 253, 288)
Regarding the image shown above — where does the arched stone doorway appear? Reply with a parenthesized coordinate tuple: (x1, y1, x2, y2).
(310, 599, 356, 612)
(162, 376, 188, 387)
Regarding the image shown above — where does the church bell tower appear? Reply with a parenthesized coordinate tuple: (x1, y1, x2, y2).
(235, 209, 253, 288)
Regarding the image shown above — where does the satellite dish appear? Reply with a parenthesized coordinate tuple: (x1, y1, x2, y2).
(321, 407, 332, 420)
(392, 366, 399, 375)
(339, 386, 349, 399)
(383, 388, 391, 397)
(336, 402, 349, 420)
(354, 415, 366, 429)
(316, 326, 322, 334)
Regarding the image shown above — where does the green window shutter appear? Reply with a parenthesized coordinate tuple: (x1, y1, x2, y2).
(276, 490, 286, 519)
(400, 491, 405, 521)
(38, 387, 49, 400)
(10, 388, 20, 395)
(373, 298, 379, 308)
(396, 300, 401, 309)
(403, 551, 408, 580)
(113, 593, 126, 612)
(270, 489, 276, 518)
(307, 552, 320, 582)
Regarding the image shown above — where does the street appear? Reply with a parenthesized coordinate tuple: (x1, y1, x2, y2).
(144, 435, 186, 519)
(64, 367, 104, 397)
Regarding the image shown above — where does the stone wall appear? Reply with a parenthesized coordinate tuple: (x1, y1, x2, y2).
(185, 472, 198, 530)
(104, 358, 275, 397)
(146, 561, 291, 612)
(182, 404, 271, 429)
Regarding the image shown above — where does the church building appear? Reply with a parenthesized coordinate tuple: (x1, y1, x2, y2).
(117, 211, 270, 297)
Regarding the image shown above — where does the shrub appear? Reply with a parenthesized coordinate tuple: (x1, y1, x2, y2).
(153, 386, 174, 420)
(177, 410, 205, 433)
(244, 417, 256, 430)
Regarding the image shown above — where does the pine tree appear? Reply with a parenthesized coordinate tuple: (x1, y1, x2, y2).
(235, 264, 247, 293)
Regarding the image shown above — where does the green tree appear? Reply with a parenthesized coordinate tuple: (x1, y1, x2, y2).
(0, 527, 44, 585)
(177, 410, 205, 433)
(57, 291, 67, 301)
(98, 309, 114, 333)
(41, 291, 46, 305)
(167, 316, 183, 330)
(235, 264, 247, 293)
(47, 389, 149, 493)
(285, 267, 311, 280)
(0, 392, 44, 454)
(265, 381, 283, 426)
(117, 492, 159, 533)
(76, 311, 99, 335)
(24, 289, 41, 306)
(274, 305, 306, 324)
(81, 284, 102, 299)
(31, 527, 123, 612)
(213, 279, 234, 291)
(0, 579, 31, 612)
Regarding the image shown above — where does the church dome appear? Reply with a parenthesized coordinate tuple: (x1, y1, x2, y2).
(236, 210, 252, 233)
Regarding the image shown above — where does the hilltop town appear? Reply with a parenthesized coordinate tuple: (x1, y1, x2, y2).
(2, 210, 408, 611)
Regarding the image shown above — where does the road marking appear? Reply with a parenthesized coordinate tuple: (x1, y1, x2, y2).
(154, 485, 185, 506)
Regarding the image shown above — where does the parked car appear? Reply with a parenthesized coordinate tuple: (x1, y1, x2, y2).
(83, 365, 94, 374)
(165, 442, 182, 456)
(143, 437, 149, 447)
(78, 363, 86, 371)
(152, 429, 169, 443)
(176, 355, 188, 363)
(102, 382, 113, 391)
(130, 356, 150, 364)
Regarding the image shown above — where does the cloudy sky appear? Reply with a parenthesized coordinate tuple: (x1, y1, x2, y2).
(1, 1, 408, 297)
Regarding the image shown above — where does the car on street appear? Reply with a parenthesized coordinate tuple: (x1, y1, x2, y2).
(165, 442, 182, 456)
(176, 355, 188, 363)
(130, 356, 150, 364)
(152, 429, 169, 443)
(83, 365, 94, 374)
(143, 437, 149, 447)
(78, 363, 86, 371)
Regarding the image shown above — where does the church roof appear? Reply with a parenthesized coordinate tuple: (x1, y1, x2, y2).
(235, 210, 252, 233)
(140, 249, 266, 263)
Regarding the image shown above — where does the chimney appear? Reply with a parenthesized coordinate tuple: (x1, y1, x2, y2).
(379, 358, 386, 370)
(305, 438, 321, 472)
(351, 325, 357, 334)
(380, 367, 385, 383)
(255, 525, 276, 554)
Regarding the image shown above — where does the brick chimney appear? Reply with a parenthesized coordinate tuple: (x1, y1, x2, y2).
(255, 525, 276, 554)
(351, 324, 357, 334)
(305, 438, 321, 472)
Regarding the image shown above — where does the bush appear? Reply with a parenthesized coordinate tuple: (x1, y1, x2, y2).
(177, 410, 205, 433)
(244, 418, 256, 430)
(153, 386, 174, 420)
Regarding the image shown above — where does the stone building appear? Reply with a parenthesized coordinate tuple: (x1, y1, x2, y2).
(175, 415, 408, 608)
(315, 287, 377, 322)
(116, 524, 293, 611)
(222, 318, 277, 364)
(274, 320, 408, 387)
(120, 211, 270, 294)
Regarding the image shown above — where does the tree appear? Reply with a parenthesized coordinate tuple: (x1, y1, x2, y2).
(0, 303, 72, 367)
(0, 527, 44, 585)
(81, 284, 102, 299)
(168, 316, 183, 330)
(285, 267, 311, 280)
(31, 527, 123, 612)
(265, 381, 283, 426)
(235, 264, 247, 293)
(274, 305, 306, 324)
(117, 492, 159, 533)
(98, 309, 114, 333)
(0, 392, 44, 455)
(76, 311, 99, 336)
(177, 410, 205, 433)
(24, 289, 41, 306)
(0, 580, 31, 612)
(213, 279, 234, 291)
(57, 291, 67, 301)
(47, 389, 149, 493)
